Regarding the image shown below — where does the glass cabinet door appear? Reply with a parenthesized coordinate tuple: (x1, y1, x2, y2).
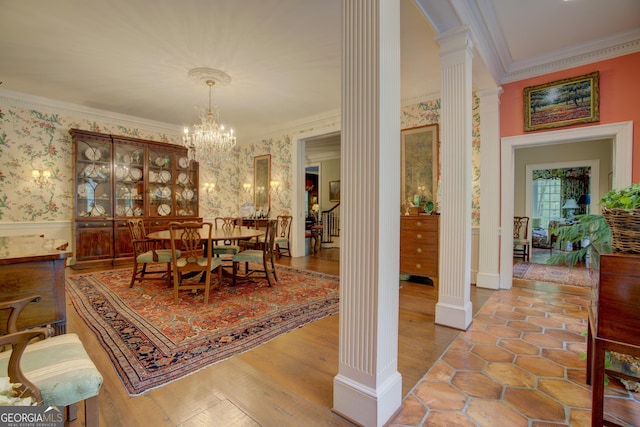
(176, 155, 198, 217)
(114, 144, 145, 218)
(147, 147, 175, 218)
(76, 135, 112, 218)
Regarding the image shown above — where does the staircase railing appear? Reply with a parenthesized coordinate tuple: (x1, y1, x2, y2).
(321, 203, 340, 243)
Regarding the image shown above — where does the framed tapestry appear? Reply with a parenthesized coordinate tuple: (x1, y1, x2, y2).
(524, 71, 599, 132)
(401, 124, 438, 209)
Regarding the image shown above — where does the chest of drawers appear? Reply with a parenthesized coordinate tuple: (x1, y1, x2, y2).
(400, 215, 439, 278)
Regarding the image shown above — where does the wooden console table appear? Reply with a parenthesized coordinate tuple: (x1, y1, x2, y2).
(586, 251, 640, 426)
(0, 235, 70, 335)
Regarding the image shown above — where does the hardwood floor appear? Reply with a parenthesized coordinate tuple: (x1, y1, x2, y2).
(64, 248, 492, 426)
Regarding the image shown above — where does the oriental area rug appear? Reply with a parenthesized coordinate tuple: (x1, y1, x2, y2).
(512, 262, 591, 287)
(66, 265, 340, 396)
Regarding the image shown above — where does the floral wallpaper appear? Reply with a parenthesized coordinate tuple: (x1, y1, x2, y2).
(0, 92, 481, 227)
(400, 94, 482, 226)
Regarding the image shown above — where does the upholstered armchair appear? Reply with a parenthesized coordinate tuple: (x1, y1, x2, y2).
(0, 295, 103, 426)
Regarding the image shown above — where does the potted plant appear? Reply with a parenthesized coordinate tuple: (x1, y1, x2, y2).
(548, 183, 640, 267)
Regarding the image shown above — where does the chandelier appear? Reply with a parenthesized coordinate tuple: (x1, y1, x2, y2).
(183, 68, 236, 164)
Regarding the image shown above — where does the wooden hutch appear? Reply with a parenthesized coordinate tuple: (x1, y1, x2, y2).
(71, 129, 200, 269)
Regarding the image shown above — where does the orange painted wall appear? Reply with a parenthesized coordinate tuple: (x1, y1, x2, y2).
(500, 52, 640, 181)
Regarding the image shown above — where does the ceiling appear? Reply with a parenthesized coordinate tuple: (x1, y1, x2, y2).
(1, 0, 639, 149)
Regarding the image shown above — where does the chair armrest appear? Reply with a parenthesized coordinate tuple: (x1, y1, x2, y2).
(0, 295, 41, 334)
(0, 328, 51, 403)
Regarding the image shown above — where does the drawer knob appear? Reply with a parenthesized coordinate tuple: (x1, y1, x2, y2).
(416, 234, 422, 239)
(416, 264, 421, 269)
(417, 248, 422, 253)
(416, 221, 422, 226)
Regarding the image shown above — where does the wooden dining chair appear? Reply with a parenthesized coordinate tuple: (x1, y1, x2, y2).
(232, 219, 278, 287)
(0, 295, 103, 426)
(240, 218, 269, 250)
(169, 221, 222, 304)
(127, 219, 176, 288)
(275, 215, 292, 259)
(213, 217, 242, 259)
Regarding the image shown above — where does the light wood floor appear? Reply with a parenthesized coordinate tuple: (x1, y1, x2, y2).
(65, 249, 493, 426)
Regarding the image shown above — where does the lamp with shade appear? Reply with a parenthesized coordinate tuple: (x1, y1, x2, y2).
(562, 198, 580, 220)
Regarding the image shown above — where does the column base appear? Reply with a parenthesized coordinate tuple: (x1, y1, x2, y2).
(333, 371, 402, 427)
(476, 272, 500, 289)
(435, 300, 473, 330)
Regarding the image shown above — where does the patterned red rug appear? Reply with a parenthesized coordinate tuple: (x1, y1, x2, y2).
(66, 265, 339, 396)
(512, 262, 591, 287)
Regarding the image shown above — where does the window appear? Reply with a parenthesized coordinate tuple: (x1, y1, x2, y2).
(532, 178, 561, 229)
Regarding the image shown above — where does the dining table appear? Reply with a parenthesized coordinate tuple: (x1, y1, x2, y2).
(146, 226, 265, 281)
(146, 226, 264, 243)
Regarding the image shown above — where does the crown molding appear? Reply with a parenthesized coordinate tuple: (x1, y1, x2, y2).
(0, 89, 182, 135)
(501, 31, 640, 83)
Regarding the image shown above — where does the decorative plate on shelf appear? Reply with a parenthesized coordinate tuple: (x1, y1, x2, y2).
(90, 204, 106, 216)
(157, 204, 171, 216)
(423, 200, 435, 214)
(158, 170, 171, 183)
(182, 188, 194, 201)
(85, 147, 101, 161)
(77, 183, 90, 198)
(155, 157, 168, 167)
(177, 173, 189, 185)
(130, 168, 143, 181)
(178, 157, 189, 169)
(82, 164, 104, 179)
(115, 166, 127, 180)
(156, 186, 171, 199)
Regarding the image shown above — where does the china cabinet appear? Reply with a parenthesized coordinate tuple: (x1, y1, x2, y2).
(71, 129, 200, 269)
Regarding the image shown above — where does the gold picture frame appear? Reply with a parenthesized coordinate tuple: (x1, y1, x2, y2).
(401, 124, 438, 209)
(253, 154, 271, 211)
(329, 180, 340, 202)
(524, 71, 599, 132)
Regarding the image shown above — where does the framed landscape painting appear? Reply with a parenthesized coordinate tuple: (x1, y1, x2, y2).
(524, 71, 599, 132)
(329, 180, 340, 202)
(400, 124, 438, 209)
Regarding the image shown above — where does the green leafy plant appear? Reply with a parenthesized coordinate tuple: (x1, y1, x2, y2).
(599, 183, 640, 209)
(548, 213, 611, 267)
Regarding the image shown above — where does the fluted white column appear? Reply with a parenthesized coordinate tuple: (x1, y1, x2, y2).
(476, 87, 503, 289)
(435, 26, 474, 330)
(333, 0, 402, 426)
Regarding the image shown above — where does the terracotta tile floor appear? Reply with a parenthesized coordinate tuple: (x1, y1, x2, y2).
(389, 285, 640, 427)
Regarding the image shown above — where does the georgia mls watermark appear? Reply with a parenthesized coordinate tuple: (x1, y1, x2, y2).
(0, 406, 63, 427)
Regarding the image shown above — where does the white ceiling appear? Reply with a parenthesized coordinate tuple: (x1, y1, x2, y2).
(1, 0, 639, 145)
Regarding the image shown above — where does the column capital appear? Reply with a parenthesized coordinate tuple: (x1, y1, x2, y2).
(436, 25, 474, 55)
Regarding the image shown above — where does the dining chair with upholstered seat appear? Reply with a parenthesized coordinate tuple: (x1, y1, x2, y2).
(232, 219, 278, 287)
(213, 217, 242, 260)
(169, 221, 222, 304)
(513, 216, 531, 262)
(274, 215, 292, 259)
(127, 219, 176, 288)
(240, 218, 268, 251)
(0, 295, 103, 426)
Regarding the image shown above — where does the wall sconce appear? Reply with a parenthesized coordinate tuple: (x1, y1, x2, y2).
(203, 182, 216, 195)
(256, 185, 265, 194)
(242, 182, 252, 193)
(32, 169, 51, 188)
(270, 180, 280, 195)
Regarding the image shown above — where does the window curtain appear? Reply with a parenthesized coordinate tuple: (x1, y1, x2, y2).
(532, 167, 590, 211)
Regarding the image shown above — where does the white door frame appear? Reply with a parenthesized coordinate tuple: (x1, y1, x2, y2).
(500, 121, 633, 289)
(291, 125, 341, 257)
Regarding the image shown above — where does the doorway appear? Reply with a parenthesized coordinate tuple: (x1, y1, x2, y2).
(500, 121, 633, 289)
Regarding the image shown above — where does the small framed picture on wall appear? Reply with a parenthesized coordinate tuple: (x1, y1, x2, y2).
(329, 180, 340, 202)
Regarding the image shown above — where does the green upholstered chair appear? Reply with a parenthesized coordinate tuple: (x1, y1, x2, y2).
(127, 219, 176, 288)
(274, 215, 292, 259)
(213, 217, 242, 258)
(0, 295, 102, 426)
(169, 222, 222, 304)
(513, 216, 530, 262)
(232, 219, 278, 287)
